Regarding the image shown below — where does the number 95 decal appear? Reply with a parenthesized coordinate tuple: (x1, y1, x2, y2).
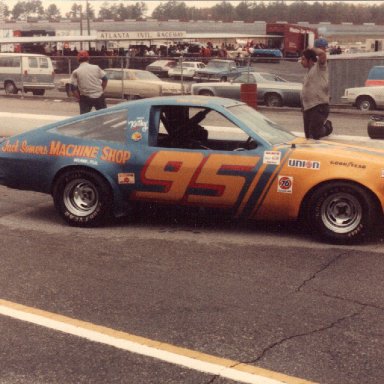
(134, 151, 260, 207)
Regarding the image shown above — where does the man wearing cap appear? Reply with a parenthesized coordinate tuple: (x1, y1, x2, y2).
(300, 38, 332, 139)
(70, 50, 108, 114)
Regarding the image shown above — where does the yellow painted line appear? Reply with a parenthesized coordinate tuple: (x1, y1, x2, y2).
(0, 299, 317, 384)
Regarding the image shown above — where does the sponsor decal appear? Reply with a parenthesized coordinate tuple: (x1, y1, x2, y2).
(263, 151, 281, 165)
(128, 117, 148, 132)
(330, 160, 366, 169)
(1, 139, 130, 165)
(118, 173, 135, 184)
(131, 132, 142, 142)
(278, 176, 293, 193)
(288, 159, 320, 170)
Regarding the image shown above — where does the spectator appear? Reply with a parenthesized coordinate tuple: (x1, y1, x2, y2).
(300, 38, 332, 139)
(70, 50, 108, 114)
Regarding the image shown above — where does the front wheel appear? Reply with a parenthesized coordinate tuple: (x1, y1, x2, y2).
(304, 182, 378, 244)
(356, 96, 375, 111)
(53, 169, 112, 227)
(265, 93, 283, 107)
(4, 81, 18, 95)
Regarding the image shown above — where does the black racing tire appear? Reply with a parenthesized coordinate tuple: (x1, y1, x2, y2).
(367, 116, 384, 139)
(304, 182, 378, 244)
(199, 90, 214, 97)
(220, 76, 228, 82)
(52, 169, 113, 227)
(356, 96, 376, 111)
(265, 93, 283, 107)
(4, 81, 18, 95)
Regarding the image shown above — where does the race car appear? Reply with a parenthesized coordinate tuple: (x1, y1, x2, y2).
(0, 95, 383, 244)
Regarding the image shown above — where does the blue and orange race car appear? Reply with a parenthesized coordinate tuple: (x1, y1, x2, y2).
(0, 95, 383, 244)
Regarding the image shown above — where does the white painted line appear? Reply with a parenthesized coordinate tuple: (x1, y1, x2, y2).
(0, 112, 68, 121)
(0, 299, 316, 384)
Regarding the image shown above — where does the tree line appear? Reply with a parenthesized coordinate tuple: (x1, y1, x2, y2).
(2, 1, 384, 25)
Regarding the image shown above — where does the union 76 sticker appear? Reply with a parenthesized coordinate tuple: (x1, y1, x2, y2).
(277, 175, 293, 193)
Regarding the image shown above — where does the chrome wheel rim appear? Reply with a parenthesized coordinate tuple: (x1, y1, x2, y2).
(359, 100, 371, 111)
(321, 192, 362, 234)
(63, 178, 99, 217)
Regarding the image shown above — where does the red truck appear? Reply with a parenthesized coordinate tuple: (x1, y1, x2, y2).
(266, 23, 318, 58)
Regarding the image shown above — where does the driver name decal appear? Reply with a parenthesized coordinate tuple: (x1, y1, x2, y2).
(1, 139, 131, 165)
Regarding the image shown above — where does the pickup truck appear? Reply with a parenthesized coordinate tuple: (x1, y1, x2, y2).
(193, 59, 248, 82)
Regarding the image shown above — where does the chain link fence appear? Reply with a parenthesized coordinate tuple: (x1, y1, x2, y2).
(51, 54, 384, 105)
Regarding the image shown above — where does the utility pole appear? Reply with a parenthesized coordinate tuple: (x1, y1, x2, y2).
(0, 0, 4, 24)
(79, 4, 83, 50)
(86, 0, 91, 50)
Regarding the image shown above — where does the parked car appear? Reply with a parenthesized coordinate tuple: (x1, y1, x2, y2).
(57, 68, 187, 99)
(365, 66, 384, 86)
(0, 95, 383, 244)
(145, 60, 177, 77)
(341, 85, 384, 111)
(168, 61, 206, 79)
(0, 53, 55, 95)
(193, 59, 248, 82)
(191, 71, 302, 107)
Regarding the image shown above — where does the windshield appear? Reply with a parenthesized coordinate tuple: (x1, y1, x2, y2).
(134, 71, 162, 81)
(227, 104, 295, 145)
(207, 61, 229, 70)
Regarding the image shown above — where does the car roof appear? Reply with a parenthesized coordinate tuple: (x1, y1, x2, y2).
(111, 95, 244, 109)
(105, 68, 147, 73)
(148, 60, 176, 65)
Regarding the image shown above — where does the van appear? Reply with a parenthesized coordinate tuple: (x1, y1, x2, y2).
(0, 53, 55, 95)
(365, 66, 384, 86)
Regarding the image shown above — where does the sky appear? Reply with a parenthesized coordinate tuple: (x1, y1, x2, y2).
(3, 0, 383, 18)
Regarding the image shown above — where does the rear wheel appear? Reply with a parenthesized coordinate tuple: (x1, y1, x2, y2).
(199, 90, 214, 96)
(265, 93, 283, 107)
(304, 182, 378, 243)
(53, 169, 113, 227)
(356, 96, 376, 111)
(4, 81, 18, 95)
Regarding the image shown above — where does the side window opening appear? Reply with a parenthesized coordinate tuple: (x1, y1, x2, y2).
(39, 58, 49, 69)
(28, 57, 38, 68)
(151, 106, 256, 151)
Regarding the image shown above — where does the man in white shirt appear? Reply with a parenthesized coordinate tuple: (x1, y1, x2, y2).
(70, 50, 108, 114)
(300, 38, 332, 139)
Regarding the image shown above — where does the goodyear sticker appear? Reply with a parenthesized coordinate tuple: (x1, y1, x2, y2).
(277, 175, 293, 193)
(263, 150, 281, 165)
(118, 173, 135, 184)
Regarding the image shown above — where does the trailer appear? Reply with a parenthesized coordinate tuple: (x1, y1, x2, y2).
(266, 23, 317, 58)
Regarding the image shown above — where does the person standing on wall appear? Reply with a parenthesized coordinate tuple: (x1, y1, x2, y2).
(70, 50, 108, 114)
(300, 38, 333, 139)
